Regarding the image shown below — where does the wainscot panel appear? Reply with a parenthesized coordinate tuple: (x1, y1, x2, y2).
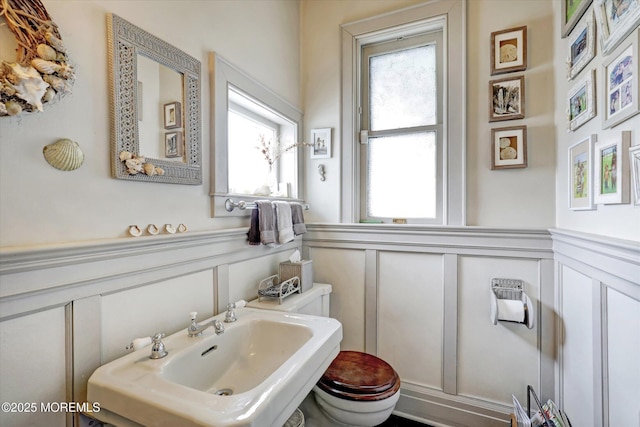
(0, 229, 301, 426)
(303, 224, 554, 427)
(551, 229, 640, 427)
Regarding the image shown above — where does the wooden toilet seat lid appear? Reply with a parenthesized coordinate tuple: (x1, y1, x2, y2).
(316, 351, 401, 401)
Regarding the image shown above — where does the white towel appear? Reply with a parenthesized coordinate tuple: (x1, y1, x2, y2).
(273, 201, 294, 244)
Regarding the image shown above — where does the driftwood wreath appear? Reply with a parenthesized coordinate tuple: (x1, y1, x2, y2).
(0, 0, 74, 116)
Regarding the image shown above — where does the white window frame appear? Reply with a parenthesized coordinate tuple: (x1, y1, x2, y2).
(340, 0, 466, 225)
(361, 32, 443, 223)
(210, 52, 304, 217)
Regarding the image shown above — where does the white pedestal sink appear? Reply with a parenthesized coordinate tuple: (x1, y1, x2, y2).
(87, 308, 342, 427)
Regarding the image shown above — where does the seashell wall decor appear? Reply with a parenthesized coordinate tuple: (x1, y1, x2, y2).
(43, 138, 84, 171)
(0, 0, 75, 117)
(119, 151, 164, 177)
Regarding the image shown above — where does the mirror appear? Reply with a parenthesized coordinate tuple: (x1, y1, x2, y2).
(107, 14, 202, 184)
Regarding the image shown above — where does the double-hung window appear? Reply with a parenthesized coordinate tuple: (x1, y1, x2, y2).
(361, 32, 443, 222)
(341, 0, 465, 225)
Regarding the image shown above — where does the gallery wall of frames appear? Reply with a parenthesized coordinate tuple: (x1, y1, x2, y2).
(561, 0, 640, 209)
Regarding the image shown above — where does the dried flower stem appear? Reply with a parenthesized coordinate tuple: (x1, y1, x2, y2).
(257, 134, 312, 168)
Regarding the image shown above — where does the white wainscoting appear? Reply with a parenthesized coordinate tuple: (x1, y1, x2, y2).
(2, 226, 635, 427)
(551, 228, 640, 427)
(0, 229, 300, 427)
(303, 224, 555, 427)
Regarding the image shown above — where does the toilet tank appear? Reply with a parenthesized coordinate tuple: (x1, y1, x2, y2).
(246, 283, 331, 317)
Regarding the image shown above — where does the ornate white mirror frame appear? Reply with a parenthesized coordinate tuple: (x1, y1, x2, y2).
(107, 14, 202, 185)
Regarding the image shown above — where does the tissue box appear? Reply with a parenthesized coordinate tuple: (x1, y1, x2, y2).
(279, 260, 313, 293)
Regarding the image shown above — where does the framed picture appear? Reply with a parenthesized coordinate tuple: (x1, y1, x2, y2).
(489, 76, 525, 122)
(163, 101, 182, 129)
(491, 125, 527, 170)
(310, 128, 332, 159)
(562, 0, 593, 38)
(567, 10, 596, 80)
(629, 144, 640, 206)
(567, 69, 597, 131)
(491, 26, 527, 75)
(569, 135, 597, 210)
(594, 0, 640, 55)
(603, 28, 639, 128)
(165, 131, 183, 158)
(594, 131, 630, 204)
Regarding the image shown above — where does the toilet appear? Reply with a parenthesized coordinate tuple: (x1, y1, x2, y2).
(247, 283, 401, 426)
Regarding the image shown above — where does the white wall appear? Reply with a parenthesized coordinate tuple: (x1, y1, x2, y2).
(301, 0, 557, 229)
(0, 0, 300, 247)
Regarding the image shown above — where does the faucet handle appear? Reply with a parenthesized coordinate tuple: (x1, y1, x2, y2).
(224, 303, 237, 323)
(189, 311, 198, 322)
(149, 332, 168, 359)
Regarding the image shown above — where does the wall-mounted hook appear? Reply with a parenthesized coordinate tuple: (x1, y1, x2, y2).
(318, 164, 326, 181)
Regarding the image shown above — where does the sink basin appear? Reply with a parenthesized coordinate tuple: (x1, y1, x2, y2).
(87, 308, 342, 427)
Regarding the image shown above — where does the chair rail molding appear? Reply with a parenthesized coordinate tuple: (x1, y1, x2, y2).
(0, 228, 300, 320)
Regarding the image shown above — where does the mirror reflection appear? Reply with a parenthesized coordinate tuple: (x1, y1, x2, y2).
(137, 54, 185, 163)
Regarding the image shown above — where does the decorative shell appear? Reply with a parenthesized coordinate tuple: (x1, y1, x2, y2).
(43, 74, 71, 95)
(43, 138, 84, 171)
(31, 58, 61, 74)
(7, 63, 50, 112)
(164, 224, 176, 234)
(45, 31, 66, 53)
(177, 224, 188, 233)
(143, 163, 156, 176)
(147, 224, 160, 235)
(4, 100, 22, 116)
(37, 43, 57, 61)
(128, 225, 142, 237)
(42, 87, 55, 103)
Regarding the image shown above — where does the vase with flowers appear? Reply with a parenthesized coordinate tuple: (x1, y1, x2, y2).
(254, 134, 312, 196)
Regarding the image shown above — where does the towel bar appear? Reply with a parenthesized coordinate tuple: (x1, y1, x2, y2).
(225, 198, 310, 212)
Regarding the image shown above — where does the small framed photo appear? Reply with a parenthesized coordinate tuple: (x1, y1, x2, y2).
(163, 101, 182, 129)
(594, 0, 640, 55)
(562, 0, 593, 38)
(310, 128, 332, 159)
(568, 69, 597, 131)
(594, 131, 630, 204)
(567, 10, 596, 80)
(629, 144, 640, 206)
(165, 131, 183, 158)
(491, 125, 527, 170)
(491, 26, 527, 75)
(569, 135, 597, 210)
(603, 29, 639, 128)
(489, 76, 525, 122)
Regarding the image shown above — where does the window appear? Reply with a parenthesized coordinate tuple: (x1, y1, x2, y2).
(362, 33, 443, 222)
(227, 87, 297, 197)
(211, 53, 303, 217)
(341, 0, 466, 225)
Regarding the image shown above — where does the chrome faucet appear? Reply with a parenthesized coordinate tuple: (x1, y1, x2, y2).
(149, 333, 168, 359)
(224, 302, 237, 323)
(188, 312, 225, 337)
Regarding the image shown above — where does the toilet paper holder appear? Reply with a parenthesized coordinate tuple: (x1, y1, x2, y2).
(490, 278, 534, 329)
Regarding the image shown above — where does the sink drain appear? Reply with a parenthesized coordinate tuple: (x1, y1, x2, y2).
(214, 388, 233, 396)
